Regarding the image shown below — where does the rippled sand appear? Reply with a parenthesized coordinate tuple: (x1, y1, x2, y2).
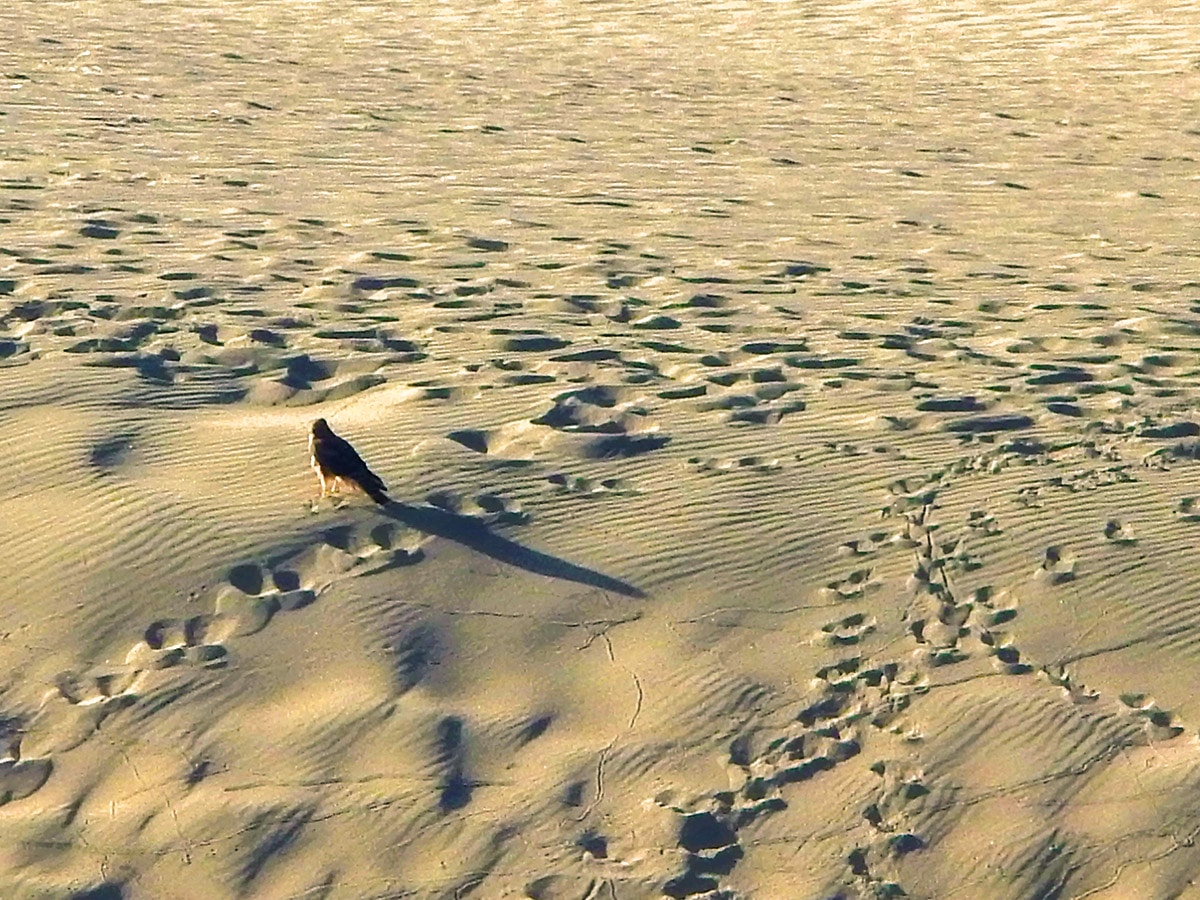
(4, 2, 1200, 898)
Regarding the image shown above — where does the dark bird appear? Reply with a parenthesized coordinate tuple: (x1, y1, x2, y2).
(308, 418, 389, 505)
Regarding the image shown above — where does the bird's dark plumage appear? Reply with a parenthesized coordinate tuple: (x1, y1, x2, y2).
(309, 418, 389, 505)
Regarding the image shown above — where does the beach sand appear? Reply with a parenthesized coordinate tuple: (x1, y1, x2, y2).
(4, 1, 1200, 897)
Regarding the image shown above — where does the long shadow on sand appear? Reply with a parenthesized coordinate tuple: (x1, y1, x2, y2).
(377, 501, 646, 599)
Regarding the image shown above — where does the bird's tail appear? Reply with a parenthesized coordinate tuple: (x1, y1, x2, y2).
(362, 474, 390, 506)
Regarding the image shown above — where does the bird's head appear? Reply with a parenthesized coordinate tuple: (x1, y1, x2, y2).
(311, 418, 331, 436)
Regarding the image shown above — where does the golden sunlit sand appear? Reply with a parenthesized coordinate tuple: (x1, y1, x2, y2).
(4, 1, 1200, 898)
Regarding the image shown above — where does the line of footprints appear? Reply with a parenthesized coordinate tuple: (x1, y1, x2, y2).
(3, 494, 518, 805)
(2, 448, 1187, 898)
(654, 481, 1188, 899)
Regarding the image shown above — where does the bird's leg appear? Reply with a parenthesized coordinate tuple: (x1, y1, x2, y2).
(308, 468, 327, 514)
(330, 477, 351, 509)
(314, 466, 329, 498)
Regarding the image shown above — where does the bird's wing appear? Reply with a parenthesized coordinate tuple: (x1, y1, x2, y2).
(316, 433, 369, 476)
(315, 432, 388, 500)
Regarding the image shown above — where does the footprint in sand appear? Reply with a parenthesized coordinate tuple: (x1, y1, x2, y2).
(819, 612, 878, 647)
(547, 472, 636, 496)
(426, 488, 529, 526)
(699, 379, 806, 426)
(1118, 694, 1185, 742)
(242, 352, 388, 406)
(686, 454, 783, 476)
(132, 615, 230, 668)
(819, 567, 878, 601)
(1103, 518, 1137, 544)
(1175, 497, 1200, 522)
(38, 612, 234, 756)
(966, 508, 1002, 535)
(41, 667, 141, 753)
(977, 629, 1033, 675)
(850, 759, 929, 890)
(1034, 545, 1077, 584)
(661, 810, 743, 899)
(970, 585, 1019, 628)
(657, 503, 982, 896)
(215, 563, 317, 638)
(21, 508, 444, 797)
(837, 530, 895, 557)
(1016, 485, 1043, 508)
(0, 716, 52, 804)
(1041, 665, 1100, 705)
(445, 420, 546, 459)
(881, 482, 939, 516)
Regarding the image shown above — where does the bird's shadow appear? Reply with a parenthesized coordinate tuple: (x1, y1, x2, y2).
(375, 501, 646, 599)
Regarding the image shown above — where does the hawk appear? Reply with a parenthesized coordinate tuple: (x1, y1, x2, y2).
(308, 418, 389, 505)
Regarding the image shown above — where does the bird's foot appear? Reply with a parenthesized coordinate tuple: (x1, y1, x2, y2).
(310, 490, 336, 513)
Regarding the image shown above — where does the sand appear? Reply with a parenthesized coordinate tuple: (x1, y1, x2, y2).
(4, 1, 1200, 897)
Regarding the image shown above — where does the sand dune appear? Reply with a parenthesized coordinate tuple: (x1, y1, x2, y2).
(5, 0, 1200, 897)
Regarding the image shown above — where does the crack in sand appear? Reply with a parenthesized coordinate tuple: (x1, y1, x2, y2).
(575, 632, 643, 824)
(405, 601, 644, 636)
(674, 600, 847, 626)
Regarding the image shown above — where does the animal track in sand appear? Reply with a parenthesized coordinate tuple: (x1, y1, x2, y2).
(819, 567, 879, 601)
(137, 615, 230, 667)
(837, 530, 896, 557)
(425, 488, 529, 526)
(241, 352, 389, 406)
(899, 506, 1039, 675)
(547, 472, 637, 497)
(1102, 518, 1137, 544)
(1034, 545, 1077, 584)
(15, 208, 1200, 896)
(820, 612, 878, 646)
(822, 440, 909, 461)
(686, 454, 784, 475)
(659, 481, 1195, 896)
(657, 649, 930, 895)
(1044, 464, 1136, 494)
(660, 809, 743, 899)
(846, 758, 931, 896)
(659, 510, 1030, 894)
(1040, 668, 1189, 743)
(17, 511, 443, 795)
(1016, 484, 1043, 508)
(532, 385, 646, 432)
(583, 432, 672, 459)
(1116, 693, 1185, 742)
(965, 508, 1002, 535)
(881, 480, 940, 517)
(1039, 665, 1101, 705)
(214, 582, 317, 638)
(0, 714, 51, 805)
(1174, 496, 1200, 522)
